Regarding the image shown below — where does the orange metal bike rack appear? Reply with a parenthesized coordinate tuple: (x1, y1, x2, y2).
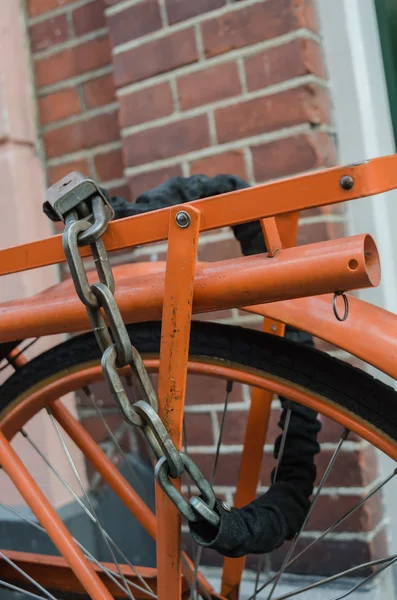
(0, 155, 397, 597)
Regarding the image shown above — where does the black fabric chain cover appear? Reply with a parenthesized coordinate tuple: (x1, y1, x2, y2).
(43, 173, 321, 556)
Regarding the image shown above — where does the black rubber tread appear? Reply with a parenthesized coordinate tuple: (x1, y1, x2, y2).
(0, 321, 396, 445)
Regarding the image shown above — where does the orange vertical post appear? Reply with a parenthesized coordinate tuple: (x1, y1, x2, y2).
(0, 429, 113, 600)
(155, 206, 201, 600)
(220, 319, 285, 599)
(221, 215, 297, 598)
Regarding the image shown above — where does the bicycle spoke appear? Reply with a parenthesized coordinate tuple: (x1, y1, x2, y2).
(181, 555, 212, 600)
(90, 420, 129, 492)
(252, 466, 397, 599)
(47, 408, 136, 600)
(265, 428, 350, 600)
(271, 554, 397, 600)
(0, 579, 54, 600)
(0, 501, 156, 598)
(272, 405, 292, 485)
(21, 427, 153, 595)
(254, 556, 266, 599)
(190, 381, 233, 599)
(330, 555, 397, 600)
(0, 550, 57, 600)
(83, 386, 148, 498)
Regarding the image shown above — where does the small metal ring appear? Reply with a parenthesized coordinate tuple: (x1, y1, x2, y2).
(333, 291, 349, 322)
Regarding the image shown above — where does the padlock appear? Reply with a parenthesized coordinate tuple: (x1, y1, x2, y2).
(46, 171, 115, 222)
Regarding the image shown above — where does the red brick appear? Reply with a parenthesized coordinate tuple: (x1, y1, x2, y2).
(177, 62, 241, 110)
(270, 537, 376, 577)
(108, 0, 162, 47)
(198, 238, 242, 262)
(303, 199, 344, 219)
(166, 0, 225, 24)
(215, 85, 332, 144)
(218, 410, 248, 445)
(123, 115, 210, 166)
(114, 28, 198, 88)
(94, 148, 124, 182)
(43, 110, 119, 158)
(309, 493, 383, 533)
(298, 0, 319, 32)
(73, 36, 112, 75)
(186, 453, 242, 486)
(220, 402, 360, 447)
(252, 132, 336, 183)
(38, 88, 80, 125)
(48, 159, 91, 185)
(29, 15, 69, 53)
(35, 48, 74, 88)
(80, 413, 127, 445)
(297, 220, 345, 245)
(119, 83, 174, 128)
(184, 376, 245, 406)
(27, 0, 75, 17)
(202, 0, 318, 59)
(190, 150, 247, 179)
(184, 413, 214, 446)
(73, 0, 106, 36)
(35, 37, 111, 88)
(245, 38, 326, 92)
(83, 74, 116, 109)
(128, 165, 183, 200)
(260, 447, 379, 488)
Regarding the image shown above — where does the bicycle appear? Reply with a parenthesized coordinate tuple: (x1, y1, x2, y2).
(0, 157, 395, 599)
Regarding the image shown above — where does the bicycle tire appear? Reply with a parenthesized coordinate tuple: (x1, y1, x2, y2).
(0, 320, 396, 444)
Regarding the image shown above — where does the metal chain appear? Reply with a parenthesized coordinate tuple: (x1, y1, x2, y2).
(58, 189, 219, 528)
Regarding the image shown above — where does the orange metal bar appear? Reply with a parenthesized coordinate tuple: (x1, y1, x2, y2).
(0, 550, 159, 599)
(7, 346, 28, 369)
(260, 218, 282, 257)
(221, 318, 286, 599)
(0, 233, 380, 343)
(222, 389, 274, 600)
(0, 155, 397, 276)
(156, 206, 201, 600)
(222, 213, 292, 597)
(274, 212, 300, 248)
(0, 430, 113, 600)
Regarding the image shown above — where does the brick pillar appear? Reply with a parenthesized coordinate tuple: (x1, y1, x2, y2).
(25, 0, 387, 576)
(27, 0, 128, 200)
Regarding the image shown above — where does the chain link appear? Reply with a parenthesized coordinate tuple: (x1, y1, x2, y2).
(155, 454, 218, 524)
(60, 191, 219, 528)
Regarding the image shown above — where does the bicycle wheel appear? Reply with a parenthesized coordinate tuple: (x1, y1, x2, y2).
(0, 320, 396, 600)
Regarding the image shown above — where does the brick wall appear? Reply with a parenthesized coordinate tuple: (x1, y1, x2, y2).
(27, 0, 128, 200)
(25, 0, 386, 578)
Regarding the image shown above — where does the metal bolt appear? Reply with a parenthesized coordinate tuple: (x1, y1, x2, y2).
(221, 501, 232, 512)
(175, 211, 190, 228)
(340, 175, 354, 191)
(270, 323, 277, 332)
